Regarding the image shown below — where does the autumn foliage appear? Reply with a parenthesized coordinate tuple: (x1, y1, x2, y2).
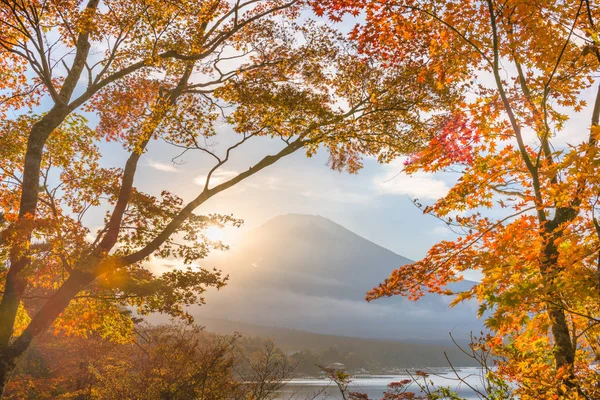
(3, 0, 600, 398)
(4, 324, 294, 399)
(0, 0, 462, 395)
(315, 0, 600, 397)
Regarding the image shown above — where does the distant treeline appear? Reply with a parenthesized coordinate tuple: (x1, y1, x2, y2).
(201, 318, 480, 372)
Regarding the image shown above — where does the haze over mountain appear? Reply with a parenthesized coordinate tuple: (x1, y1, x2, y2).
(189, 214, 483, 341)
(199, 317, 480, 367)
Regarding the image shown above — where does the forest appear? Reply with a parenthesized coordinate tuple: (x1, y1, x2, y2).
(1, 0, 600, 399)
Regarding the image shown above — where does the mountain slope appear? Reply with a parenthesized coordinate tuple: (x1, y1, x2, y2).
(190, 214, 482, 341)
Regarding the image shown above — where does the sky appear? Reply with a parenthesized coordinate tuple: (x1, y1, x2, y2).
(68, 7, 463, 263)
(123, 79, 599, 274)
(121, 132, 458, 263)
(4, 6, 462, 276)
(22, 4, 599, 277)
(87, 35, 599, 276)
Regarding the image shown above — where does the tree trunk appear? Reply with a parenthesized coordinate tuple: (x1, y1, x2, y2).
(0, 350, 15, 398)
(0, 271, 95, 398)
(0, 338, 29, 398)
(542, 212, 577, 374)
(549, 306, 575, 368)
(0, 106, 70, 349)
(0, 0, 98, 350)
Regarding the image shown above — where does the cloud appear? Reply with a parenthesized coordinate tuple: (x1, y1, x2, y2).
(84, 226, 103, 243)
(249, 173, 370, 204)
(431, 225, 452, 236)
(300, 188, 371, 204)
(373, 158, 449, 200)
(264, 176, 282, 190)
(143, 256, 207, 275)
(195, 169, 239, 187)
(148, 160, 177, 172)
(186, 285, 481, 339)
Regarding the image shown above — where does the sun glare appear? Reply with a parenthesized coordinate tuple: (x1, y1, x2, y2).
(205, 226, 224, 242)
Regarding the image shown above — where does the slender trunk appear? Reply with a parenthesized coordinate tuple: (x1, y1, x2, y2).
(0, 62, 184, 395)
(0, 0, 98, 352)
(542, 212, 577, 373)
(0, 107, 70, 349)
(0, 349, 16, 398)
(0, 112, 69, 398)
(0, 270, 94, 397)
(543, 259, 577, 393)
(549, 306, 575, 368)
(0, 333, 33, 397)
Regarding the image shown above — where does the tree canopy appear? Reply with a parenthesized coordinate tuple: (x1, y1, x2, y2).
(0, 0, 460, 394)
(318, 0, 600, 397)
(5, 0, 600, 397)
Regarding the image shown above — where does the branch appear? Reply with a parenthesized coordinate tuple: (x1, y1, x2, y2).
(485, 0, 546, 223)
(95, 65, 195, 252)
(117, 134, 308, 267)
(57, 0, 100, 104)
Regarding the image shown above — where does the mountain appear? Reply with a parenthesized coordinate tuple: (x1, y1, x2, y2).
(186, 214, 483, 341)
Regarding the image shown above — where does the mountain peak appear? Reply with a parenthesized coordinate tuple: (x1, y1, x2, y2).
(195, 213, 481, 341)
(273, 213, 326, 220)
(261, 213, 341, 230)
(256, 213, 392, 252)
(222, 213, 414, 294)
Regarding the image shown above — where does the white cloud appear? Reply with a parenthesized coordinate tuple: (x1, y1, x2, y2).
(84, 226, 103, 244)
(373, 158, 449, 200)
(195, 169, 239, 187)
(431, 225, 452, 236)
(264, 176, 282, 190)
(182, 284, 481, 339)
(148, 160, 177, 172)
(300, 188, 371, 204)
(143, 256, 206, 275)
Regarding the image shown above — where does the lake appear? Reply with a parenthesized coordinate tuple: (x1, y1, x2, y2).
(276, 367, 485, 399)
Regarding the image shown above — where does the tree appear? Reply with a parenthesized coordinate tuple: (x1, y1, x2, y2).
(321, 366, 463, 400)
(319, 0, 600, 396)
(0, 0, 458, 394)
(87, 325, 248, 400)
(234, 338, 296, 400)
(4, 324, 294, 399)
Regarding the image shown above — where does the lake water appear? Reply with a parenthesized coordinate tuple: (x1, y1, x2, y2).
(277, 367, 485, 399)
